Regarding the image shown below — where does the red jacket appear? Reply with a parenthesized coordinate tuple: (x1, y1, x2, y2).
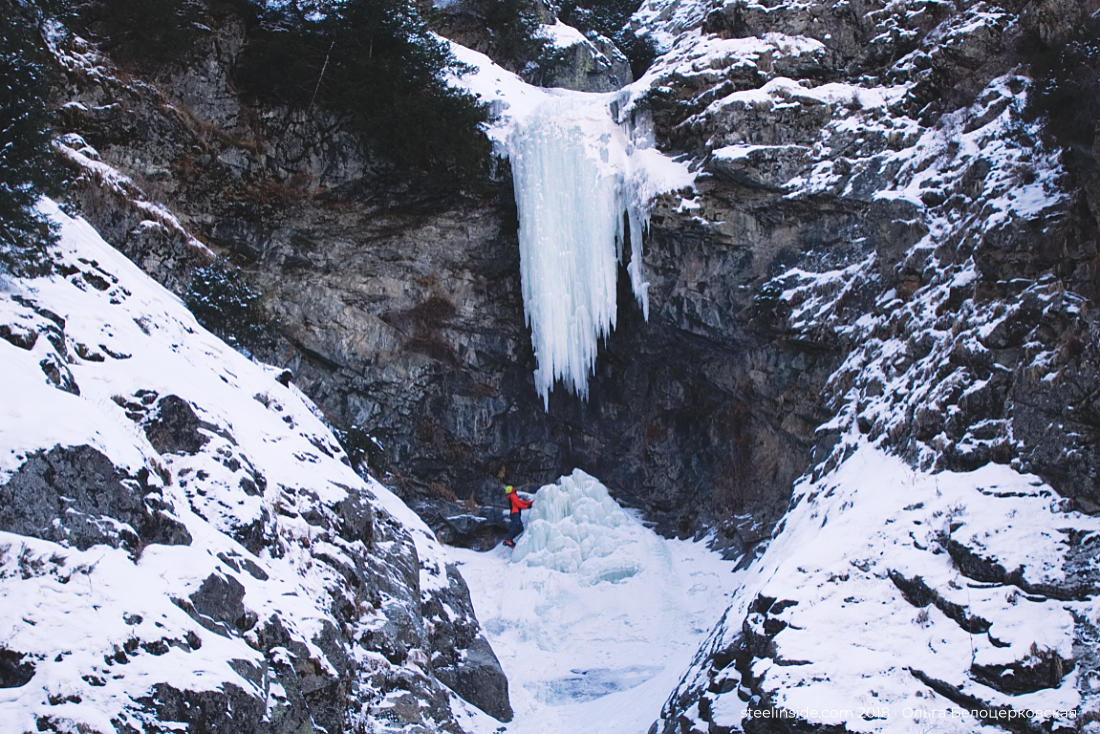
(508, 493, 532, 514)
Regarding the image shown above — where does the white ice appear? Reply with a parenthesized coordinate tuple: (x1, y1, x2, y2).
(506, 94, 652, 407)
(452, 469, 736, 734)
(448, 43, 694, 408)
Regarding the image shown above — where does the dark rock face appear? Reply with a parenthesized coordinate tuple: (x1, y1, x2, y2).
(51, 5, 822, 548)
(0, 444, 191, 552)
(410, 494, 510, 551)
(143, 394, 208, 455)
(426, 564, 513, 721)
(128, 683, 266, 734)
(186, 571, 249, 635)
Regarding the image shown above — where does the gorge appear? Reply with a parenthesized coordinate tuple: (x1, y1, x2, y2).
(1, 0, 1099, 731)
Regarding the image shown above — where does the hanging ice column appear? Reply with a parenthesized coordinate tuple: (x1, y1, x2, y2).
(507, 93, 654, 409)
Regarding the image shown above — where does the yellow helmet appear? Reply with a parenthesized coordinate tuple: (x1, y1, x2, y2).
(504, 485, 514, 493)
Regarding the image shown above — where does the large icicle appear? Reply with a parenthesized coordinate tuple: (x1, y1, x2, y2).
(507, 94, 651, 408)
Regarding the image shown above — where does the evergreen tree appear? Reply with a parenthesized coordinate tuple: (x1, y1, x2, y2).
(483, 0, 549, 72)
(0, 0, 64, 275)
(184, 259, 266, 348)
(235, 0, 491, 179)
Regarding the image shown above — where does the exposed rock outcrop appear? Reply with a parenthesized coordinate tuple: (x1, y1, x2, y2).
(0, 444, 191, 552)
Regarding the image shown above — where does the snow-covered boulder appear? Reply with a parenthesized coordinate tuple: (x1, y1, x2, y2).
(536, 21, 633, 92)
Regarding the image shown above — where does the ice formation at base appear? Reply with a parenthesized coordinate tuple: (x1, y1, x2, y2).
(452, 470, 735, 734)
(511, 468, 664, 584)
(506, 94, 652, 408)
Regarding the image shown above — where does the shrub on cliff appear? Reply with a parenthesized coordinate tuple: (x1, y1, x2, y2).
(0, 0, 65, 275)
(1026, 14, 1100, 160)
(234, 0, 490, 180)
(184, 260, 266, 349)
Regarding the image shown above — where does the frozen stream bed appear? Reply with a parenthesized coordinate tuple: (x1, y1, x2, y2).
(451, 470, 737, 733)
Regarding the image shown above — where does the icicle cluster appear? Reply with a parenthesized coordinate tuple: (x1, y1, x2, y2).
(506, 95, 650, 409)
(512, 469, 661, 584)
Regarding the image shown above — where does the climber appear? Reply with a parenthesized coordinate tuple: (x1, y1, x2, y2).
(502, 484, 532, 548)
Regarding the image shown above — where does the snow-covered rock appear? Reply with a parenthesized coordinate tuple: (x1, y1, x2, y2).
(637, 0, 1100, 728)
(657, 445, 1100, 733)
(0, 202, 509, 732)
(536, 20, 633, 92)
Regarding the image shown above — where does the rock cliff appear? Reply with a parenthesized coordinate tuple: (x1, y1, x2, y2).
(0, 202, 510, 732)
(44, 0, 1100, 554)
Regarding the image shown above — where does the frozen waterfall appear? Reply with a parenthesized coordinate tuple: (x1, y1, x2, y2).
(506, 94, 653, 409)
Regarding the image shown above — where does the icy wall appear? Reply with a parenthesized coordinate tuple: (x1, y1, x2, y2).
(506, 93, 652, 408)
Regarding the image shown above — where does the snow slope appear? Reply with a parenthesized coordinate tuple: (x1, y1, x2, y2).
(0, 201, 501, 733)
(659, 442, 1100, 732)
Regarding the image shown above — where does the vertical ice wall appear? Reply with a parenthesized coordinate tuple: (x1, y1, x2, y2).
(506, 94, 651, 409)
